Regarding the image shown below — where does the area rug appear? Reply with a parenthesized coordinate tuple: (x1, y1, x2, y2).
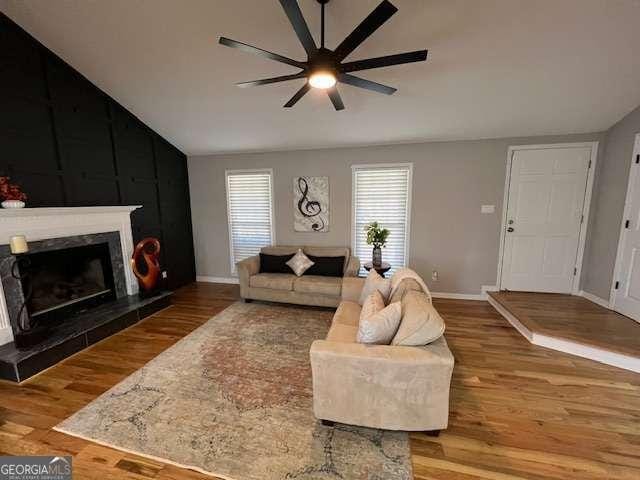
(55, 302, 412, 479)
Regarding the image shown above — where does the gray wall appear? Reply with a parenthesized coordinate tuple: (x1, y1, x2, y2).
(582, 105, 640, 300)
(189, 132, 602, 295)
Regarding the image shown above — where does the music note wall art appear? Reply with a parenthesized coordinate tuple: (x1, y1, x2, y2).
(293, 176, 329, 232)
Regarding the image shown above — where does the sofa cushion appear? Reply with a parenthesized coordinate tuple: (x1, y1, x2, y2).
(304, 246, 350, 272)
(305, 255, 345, 277)
(333, 300, 361, 327)
(260, 245, 299, 256)
(326, 323, 358, 343)
(388, 278, 424, 304)
(294, 275, 342, 297)
(249, 273, 296, 291)
(392, 290, 445, 346)
(259, 253, 294, 274)
(359, 269, 392, 305)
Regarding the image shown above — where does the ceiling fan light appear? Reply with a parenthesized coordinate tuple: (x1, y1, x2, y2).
(308, 71, 336, 89)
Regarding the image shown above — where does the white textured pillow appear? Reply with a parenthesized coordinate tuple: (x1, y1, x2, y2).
(391, 290, 445, 346)
(357, 291, 402, 345)
(286, 249, 314, 276)
(359, 269, 392, 305)
(359, 290, 385, 320)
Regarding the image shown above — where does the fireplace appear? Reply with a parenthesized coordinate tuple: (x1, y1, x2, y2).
(0, 230, 130, 346)
(0, 207, 170, 382)
(20, 243, 117, 328)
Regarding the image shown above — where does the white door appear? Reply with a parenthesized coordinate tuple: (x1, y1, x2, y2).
(501, 145, 592, 293)
(612, 134, 640, 322)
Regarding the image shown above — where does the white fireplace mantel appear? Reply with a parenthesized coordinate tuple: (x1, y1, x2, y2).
(0, 205, 142, 345)
(0, 206, 141, 218)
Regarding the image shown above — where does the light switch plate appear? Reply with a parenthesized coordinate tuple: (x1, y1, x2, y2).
(481, 205, 495, 214)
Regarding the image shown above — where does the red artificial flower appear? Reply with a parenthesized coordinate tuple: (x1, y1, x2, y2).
(0, 176, 27, 202)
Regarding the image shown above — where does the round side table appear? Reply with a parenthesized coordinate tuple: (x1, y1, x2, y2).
(363, 261, 391, 277)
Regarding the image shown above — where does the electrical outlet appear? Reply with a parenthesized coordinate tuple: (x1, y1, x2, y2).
(431, 270, 438, 281)
(162, 271, 168, 279)
(481, 205, 495, 214)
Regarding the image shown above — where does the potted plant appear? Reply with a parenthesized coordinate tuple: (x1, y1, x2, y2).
(0, 176, 27, 208)
(364, 221, 389, 267)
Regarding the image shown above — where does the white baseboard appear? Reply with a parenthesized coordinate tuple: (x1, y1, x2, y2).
(487, 295, 639, 373)
(431, 285, 497, 301)
(481, 285, 498, 294)
(196, 276, 494, 301)
(196, 276, 239, 284)
(578, 290, 611, 309)
(431, 292, 485, 301)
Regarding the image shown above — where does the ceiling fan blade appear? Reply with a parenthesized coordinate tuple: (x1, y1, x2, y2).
(333, 0, 398, 61)
(340, 50, 428, 73)
(219, 37, 306, 69)
(284, 83, 311, 108)
(278, 0, 317, 57)
(237, 72, 308, 88)
(338, 74, 397, 95)
(327, 87, 345, 111)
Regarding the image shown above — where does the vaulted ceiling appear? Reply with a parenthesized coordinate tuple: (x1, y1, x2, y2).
(2, 0, 640, 154)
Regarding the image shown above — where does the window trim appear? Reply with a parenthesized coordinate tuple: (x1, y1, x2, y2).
(225, 168, 275, 275)
(351, 162, 413, 272)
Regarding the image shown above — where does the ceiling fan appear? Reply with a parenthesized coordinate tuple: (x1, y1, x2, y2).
(219, 0, 428, 111)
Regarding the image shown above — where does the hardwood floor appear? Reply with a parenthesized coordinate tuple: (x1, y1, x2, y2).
(1, 282, 639, 479)
(488, 290, 640, 358)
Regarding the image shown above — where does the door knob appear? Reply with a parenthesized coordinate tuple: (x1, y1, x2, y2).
(507, 227, 514, 232)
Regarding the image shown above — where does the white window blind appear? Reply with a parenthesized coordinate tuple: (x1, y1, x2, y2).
(352, 164, 412, 275)
(226, 170, 274, 274)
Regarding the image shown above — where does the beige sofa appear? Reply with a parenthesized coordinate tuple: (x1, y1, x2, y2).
(236, 246, 360, 308)
(310, 276, 454, 433)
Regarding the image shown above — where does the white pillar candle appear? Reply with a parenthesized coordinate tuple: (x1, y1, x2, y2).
(9, 235, 29, 254)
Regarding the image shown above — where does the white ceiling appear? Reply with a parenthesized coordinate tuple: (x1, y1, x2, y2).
(2, 0, 640, 155)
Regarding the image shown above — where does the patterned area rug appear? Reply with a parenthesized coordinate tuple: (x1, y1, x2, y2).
(55, 302, 412, 479)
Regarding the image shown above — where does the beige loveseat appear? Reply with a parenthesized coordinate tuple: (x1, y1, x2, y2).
(236, 246, 360, 308)
(310, 276, 455, 432)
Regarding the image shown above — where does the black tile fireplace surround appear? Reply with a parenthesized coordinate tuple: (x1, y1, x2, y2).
(0, 232, 128, 338)
(0, 232, 171, 382)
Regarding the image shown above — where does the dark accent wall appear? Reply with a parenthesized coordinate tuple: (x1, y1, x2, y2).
(0, 13, 195, 289)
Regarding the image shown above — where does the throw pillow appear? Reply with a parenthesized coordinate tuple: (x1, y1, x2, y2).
(304, 255, 345, 277)
(388, 278, 424, 304)
(391, 290, 445, 346)
(259, 253, 295, 274)
(358, 269, 392, 305)
(357, 291, 402, 344)
(286, 249, 315, 276)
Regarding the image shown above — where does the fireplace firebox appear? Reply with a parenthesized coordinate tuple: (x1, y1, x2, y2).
(19, 243, 117, 329)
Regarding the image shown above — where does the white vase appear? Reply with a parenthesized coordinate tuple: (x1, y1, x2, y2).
(1, 200, 25, 209)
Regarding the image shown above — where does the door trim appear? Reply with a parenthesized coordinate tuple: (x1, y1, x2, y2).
(496, 142, 599, 294)
(609, 133, 640, 311)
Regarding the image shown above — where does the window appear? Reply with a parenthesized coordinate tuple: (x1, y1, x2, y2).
(352, 164, 413, 275)
(225, 169, 274, 274)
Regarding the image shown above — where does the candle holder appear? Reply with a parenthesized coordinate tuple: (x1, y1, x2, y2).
(7, 240, 49, 349)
